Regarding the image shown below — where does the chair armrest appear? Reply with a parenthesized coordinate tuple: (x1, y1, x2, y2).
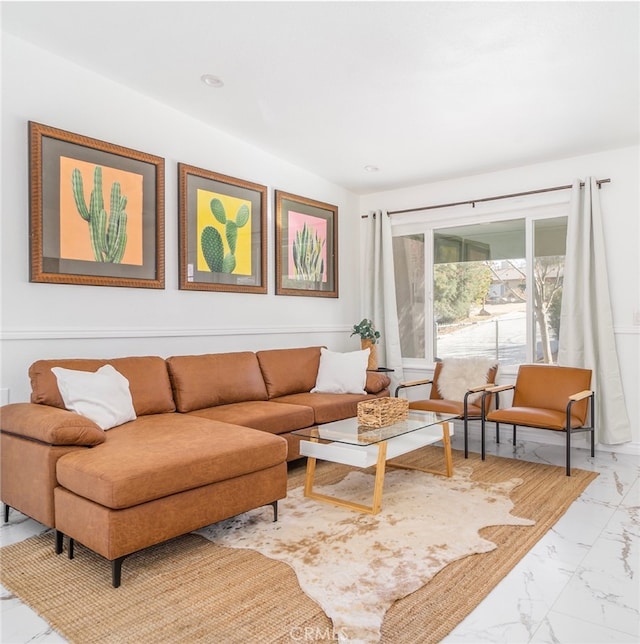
(568, 390, 594, 402)
(467, 383, 495, 393)
(0, 403, 106, 446)
(394, 379, 433, 397)
(486, 384, 515, 394)
(463, 383, 497, 413)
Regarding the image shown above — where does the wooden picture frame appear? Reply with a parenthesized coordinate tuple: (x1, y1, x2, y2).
(275, 190, 338, 298)
(178, 163, 267, 293)
(29, 121, 165, 288)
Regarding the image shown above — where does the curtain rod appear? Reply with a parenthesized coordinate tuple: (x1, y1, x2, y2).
(381, 178, 611, 216)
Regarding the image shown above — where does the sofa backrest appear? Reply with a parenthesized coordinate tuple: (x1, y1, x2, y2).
(29, 356, 176, 416)
(167, 352, 269, 412)
(256, 346, 322, 399)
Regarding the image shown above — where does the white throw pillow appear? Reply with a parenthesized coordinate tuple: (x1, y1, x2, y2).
(311, 348, 369, 395)
(52, 364, 137, 430)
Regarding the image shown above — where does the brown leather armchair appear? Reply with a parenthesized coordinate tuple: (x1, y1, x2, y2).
(395, 361, 498, 459)
(481, 364, 595, 476)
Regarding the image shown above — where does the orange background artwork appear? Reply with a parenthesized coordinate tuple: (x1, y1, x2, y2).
(59, 157, 144, 265)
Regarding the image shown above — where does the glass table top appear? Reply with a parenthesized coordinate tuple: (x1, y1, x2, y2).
(292, 410, 458, 447)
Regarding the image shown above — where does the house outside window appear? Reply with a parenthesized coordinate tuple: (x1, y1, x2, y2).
(392, 204, 568, 371)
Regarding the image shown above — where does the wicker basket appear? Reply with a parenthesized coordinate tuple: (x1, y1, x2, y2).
(357, 397, 409, 428)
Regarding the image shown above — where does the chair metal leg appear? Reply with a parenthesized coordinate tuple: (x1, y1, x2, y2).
(591, 395, 596, 457)
(464, 416, 469, 458)
(481, 417, 486, 460)
(463, 392, 472, 459)
(271, 500, 278, 522)
(513, 424, 516, 446)
(3, 504, 9, 523)
(494, 391, 501, 446)
(565, 400, 576, 477)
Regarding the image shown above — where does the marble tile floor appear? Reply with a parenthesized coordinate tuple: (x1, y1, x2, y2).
(1, 427, 638, 643)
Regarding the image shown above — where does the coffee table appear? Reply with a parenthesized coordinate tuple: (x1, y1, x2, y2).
(292, 410, 457, 515)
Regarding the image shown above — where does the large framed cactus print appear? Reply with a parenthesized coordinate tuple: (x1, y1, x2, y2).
(275, 191, 338, 298)
(178, 163, 267, 293)
(29, 122, 165, 288)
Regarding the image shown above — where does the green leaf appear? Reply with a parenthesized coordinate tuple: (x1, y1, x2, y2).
(225, 220, 238, 254)
(71, 169, 90, 220)
(222, 253, 236, 273)
(91, 166, 104, 214)
(201, 226, 224, 272)
(210, 198, 227, 224)
(235, 204, 250, 228)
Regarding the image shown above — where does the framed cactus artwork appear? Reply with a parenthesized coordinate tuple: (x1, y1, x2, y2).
(178, 163, 267, 293)
(29, 122, 165, 288)
(275, 191, 338, 298)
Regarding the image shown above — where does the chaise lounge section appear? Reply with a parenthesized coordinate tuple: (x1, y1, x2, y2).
(0, 346, 391, 586)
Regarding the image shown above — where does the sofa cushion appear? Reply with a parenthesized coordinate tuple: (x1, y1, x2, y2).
(187, 400, 314, 435)
(51, 365, 137, 430)
(30, 357, 175, 416)
(56, 414, 287, 510)
(272, 391, 388, 424)
(410, 398, 483, 416)
(256, 346, 322, 399)
(167, 352, 268, 412)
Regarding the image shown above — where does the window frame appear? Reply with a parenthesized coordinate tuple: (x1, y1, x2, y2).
(391, 196, 571, 376)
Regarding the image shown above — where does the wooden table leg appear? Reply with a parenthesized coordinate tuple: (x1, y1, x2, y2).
(441, 421, 453, 477)
(304, 452, 317, 497)
(370, 440, 388, 514)
(303, 441, 388, 515)
(387, 421, 454, 478)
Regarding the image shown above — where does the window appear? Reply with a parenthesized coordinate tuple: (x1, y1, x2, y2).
(393, 208, 567, 368)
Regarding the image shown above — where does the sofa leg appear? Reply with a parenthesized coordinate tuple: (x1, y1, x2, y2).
(271, 500, 278, 522)
(463, 417, 469, 459)
(55, 530, 64, 555)
(68, 538, 74, 560)
(3, 504, 9, 523)
(112, 556, 126, 588)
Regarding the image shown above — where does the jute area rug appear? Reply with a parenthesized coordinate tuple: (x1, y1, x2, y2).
(0, 448, 597, 644)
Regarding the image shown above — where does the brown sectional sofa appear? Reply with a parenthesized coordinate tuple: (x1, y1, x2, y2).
(0, 346, 390, 586)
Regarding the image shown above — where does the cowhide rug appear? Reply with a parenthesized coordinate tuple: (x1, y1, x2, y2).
(196, 467, 534, 643)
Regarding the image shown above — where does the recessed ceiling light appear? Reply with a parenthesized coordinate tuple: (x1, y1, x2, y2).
(364, 165, 379, 173)
(201, 74, 224, 88)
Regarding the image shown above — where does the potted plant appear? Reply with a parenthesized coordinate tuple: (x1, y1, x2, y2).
(351, 318, 380, 369)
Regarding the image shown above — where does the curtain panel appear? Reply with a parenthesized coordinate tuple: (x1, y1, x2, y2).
(362, 210, 404, 390)
(558, 178, 631, 444)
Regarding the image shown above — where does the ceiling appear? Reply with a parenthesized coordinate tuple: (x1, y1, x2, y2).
(2, 1, 639, 194)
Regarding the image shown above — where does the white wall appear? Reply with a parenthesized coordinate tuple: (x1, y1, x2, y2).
(2, 34, 638, 450)
(0, 34, 362, 403)
(359, 147, 640, 449)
